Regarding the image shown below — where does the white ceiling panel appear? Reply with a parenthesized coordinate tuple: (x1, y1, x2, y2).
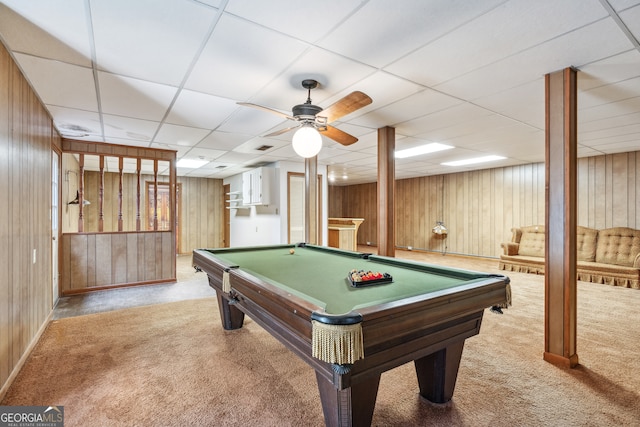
(0, 0, 92, 66)
(619, 4, 640, 35)
(386, 0, 608, 87)
(435, 18, 634, 102)
(90, 0, 218, 85)
(98, 72, 178, 121)
(578, 50, 640, 91)
(14, 53, 97, 110)
(154, 124, 210, 147)
(353, 92, 462, 129)
(196, 131, 254, 151)
(165, 90, 239, 129)
(48, 106, 102, 138)
(320, 0, 505, 69)
(225, 0, 362, 43)
(185, 14, 308, 99)
(101, 114, 160, 143)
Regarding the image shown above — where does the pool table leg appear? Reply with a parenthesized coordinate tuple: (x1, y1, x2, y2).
(414, 340, 465, 404)
(216, 293, 245, 330)
(316, 371, 380, 427)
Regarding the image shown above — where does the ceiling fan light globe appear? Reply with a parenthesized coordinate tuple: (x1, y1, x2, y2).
(292, 126, 322, 158)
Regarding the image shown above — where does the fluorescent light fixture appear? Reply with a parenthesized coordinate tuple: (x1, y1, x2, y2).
(177, 158, 209, 168)
(395, 142, 453, 159)
(441, 155, 506, 167)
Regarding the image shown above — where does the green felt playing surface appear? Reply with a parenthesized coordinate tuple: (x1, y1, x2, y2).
(206, 245, 490, 315)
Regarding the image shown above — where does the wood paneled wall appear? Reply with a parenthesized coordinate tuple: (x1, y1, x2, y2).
(177, 175, 225, 253)
(0, 42, 58, 395)
(61, 231, 175, 294)
(330, 153, 640, 258)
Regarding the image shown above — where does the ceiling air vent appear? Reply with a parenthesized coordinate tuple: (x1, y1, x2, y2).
(246, 162, 271, 168)
(256, 145, 273, 151)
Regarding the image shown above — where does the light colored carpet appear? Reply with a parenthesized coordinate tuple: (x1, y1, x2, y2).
(2, 254, 640, 426)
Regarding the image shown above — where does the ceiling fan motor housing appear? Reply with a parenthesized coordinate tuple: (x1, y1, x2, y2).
(292, 103, 323, 119)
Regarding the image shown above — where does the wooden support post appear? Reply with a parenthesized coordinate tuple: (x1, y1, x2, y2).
(305, 156, 318, 245)
(118, 156, 123, 231)
(170, 157, 177, 256)
(153, 159, 158, 231)
(544, 67, 579, 368)
(78, 153, 85, 232)
(98, 155, 104, 232)
(377, 126, 395, 257)
(136, 158, 141, 231)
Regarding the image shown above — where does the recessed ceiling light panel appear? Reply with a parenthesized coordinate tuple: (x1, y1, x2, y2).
(395, 143, 453, 159)
(442, 155, 506, 167)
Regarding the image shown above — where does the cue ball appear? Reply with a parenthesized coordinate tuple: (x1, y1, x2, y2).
(289, 249, 295, 254)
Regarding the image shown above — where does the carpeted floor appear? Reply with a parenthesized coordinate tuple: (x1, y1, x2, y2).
(2, 252, 640, 426)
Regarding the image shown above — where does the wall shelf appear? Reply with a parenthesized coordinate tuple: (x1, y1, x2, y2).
(226, 191, 249, 209)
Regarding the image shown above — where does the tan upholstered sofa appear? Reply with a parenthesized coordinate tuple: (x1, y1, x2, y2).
(499, 225, 640, 289)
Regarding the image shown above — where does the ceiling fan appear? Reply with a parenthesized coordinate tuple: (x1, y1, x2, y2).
(238, 79, 372, 155)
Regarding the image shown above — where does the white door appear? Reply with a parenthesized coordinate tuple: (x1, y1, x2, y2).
(288, 174, 305, 243)
(51, 151, 60, 306)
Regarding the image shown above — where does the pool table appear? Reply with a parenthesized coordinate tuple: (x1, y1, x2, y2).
(192, 244, 510, 427)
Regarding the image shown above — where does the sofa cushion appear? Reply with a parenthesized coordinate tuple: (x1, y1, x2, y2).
(518, 226, 545, 257)
(595, 227, 640, 267)
(577, 226, 598, 262)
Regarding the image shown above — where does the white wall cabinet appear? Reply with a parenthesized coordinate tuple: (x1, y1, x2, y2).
(242, 167, 275, 205)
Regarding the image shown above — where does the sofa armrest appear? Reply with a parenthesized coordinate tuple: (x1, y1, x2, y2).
(501, 242, 520, 256)
(634, 253, 640, 268)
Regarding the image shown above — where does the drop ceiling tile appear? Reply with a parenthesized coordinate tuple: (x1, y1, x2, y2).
(386, 0, 607, 87)
(183, 147, 227, 162)
(352, 89, 463, 129)
(101, 114, 160, 143)
(608, 0, 640, 11)
(225, 0, 362, 43)
(165, 90, 239, 129)
(14, 53, 97, 111)
(98, 72, 178, 121)
(196, 131, 254, 151)
(320, 0, 504, 69)
(580, 123, 640, 142)
(473, 79, 545, 130)
(154, 124, 210, 147)
(0, 1, 92, 66)
(185, 14, 308, 99)
(581, 74, 640, 108)
(47, 106, 102, 137)
(90, 0, 218, 85)
(579, 111, 640, 132)
(578, 50, 640, 91)
(619, 4, 640, 36)
(579, 96, 640, 122)
(435, 17, 634, 101)
(218, 107, 289, 135)
(215, 151, 263, 164)
(395, 103, 493, 137)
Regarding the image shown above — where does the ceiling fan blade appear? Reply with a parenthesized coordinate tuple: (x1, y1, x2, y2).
(321, 125, 358, 146)
(263, 124, 301, 138)
(319, 91, 372, 123)
(237, 102, 296, 121)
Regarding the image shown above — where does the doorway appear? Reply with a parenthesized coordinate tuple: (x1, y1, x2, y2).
(288, 172, 322, 245)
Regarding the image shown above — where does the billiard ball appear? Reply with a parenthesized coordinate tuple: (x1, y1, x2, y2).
(289, 248, 295, 255)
